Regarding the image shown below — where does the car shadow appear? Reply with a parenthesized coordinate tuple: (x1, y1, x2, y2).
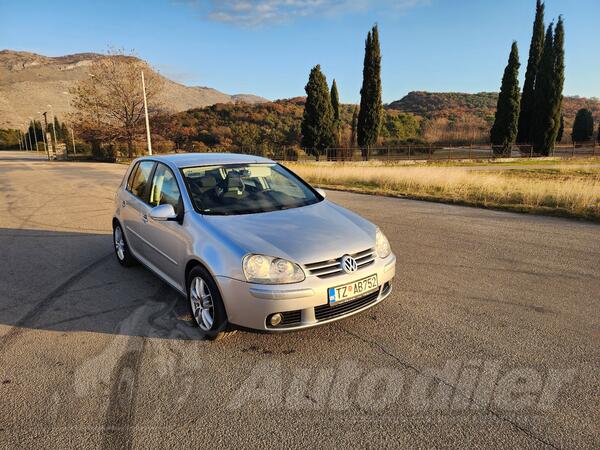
(0, 227, 203, 340)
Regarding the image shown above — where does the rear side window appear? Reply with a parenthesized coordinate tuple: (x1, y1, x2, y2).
(126, 163, 139, 191)
(129, 161, 155, 200)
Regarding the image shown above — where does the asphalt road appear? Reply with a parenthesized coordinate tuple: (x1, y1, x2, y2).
(1, 151, 599, 448)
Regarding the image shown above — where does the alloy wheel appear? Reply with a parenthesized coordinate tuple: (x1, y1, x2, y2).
(190, 276, 214, 331)
(114, 226, 125, 261)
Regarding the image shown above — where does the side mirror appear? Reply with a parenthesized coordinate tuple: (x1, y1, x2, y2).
(150, 204, 177, 221)
(315, 188, 327, 199)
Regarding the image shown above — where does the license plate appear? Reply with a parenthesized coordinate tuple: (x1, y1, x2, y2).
(327, 274, 378, 305)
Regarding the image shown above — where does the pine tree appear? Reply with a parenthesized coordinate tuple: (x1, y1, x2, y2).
(330, 79, 341, 147)
(556, 114, 564, 143)
(357, 24, 383, 160)
(532, 24, 555, 155)
(301, 65, 335, 161)
(517, 0, 545, 143)
(571, 109, 594, 143)
(490, 42, 521, 154)
(350, 106, 358, 147)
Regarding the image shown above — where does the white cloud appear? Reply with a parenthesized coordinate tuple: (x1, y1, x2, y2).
(182, 0, 430, 27)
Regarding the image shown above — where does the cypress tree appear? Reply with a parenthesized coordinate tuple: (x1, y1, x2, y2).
(27, 121, 36, 150)
(54, 116, 61, 140)
(330, 79, 341, 147)
(532, 24, 555, 155)
(301, 65, 335, 161)
(490, 42, 521, 154)
(556, 114, 564, 143)
(571, 109, 594, 143)
(350, 106, 358, 147)
(330, 80, 340, 123)
(550, 16, 565, 144)
(517, 0, 545, 143)
(357, 25, 383, 160)
(62, 122, 69, 142)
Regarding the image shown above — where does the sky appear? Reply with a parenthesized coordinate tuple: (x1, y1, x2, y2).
(1, 0, 598, 103)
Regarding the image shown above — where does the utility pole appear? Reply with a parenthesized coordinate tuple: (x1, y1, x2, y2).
(70, 127, 77, 154)
(141, 71, 152, 155)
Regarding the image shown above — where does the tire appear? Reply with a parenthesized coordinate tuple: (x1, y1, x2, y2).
(113, 222, 136, 267)
(187, 265, 235, 340)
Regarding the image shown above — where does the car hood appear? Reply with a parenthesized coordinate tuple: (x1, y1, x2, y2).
(203, 200, 376, 264)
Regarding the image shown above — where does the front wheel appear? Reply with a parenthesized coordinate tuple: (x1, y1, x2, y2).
(187, 266, 235, 340)
(113, 222, 136, 267)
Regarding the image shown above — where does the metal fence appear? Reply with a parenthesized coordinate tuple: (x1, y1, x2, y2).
(111, 142, 600, 164)
(294, 143, 600, 162)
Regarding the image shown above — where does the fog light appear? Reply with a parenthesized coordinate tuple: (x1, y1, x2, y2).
(269, 313, 283, 327)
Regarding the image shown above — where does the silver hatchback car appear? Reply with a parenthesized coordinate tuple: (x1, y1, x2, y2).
(113, 153, 395, 339)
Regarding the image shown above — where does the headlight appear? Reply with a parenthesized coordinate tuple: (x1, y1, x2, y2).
(242, 254, 305, 284)
(375, 228, 391, 258)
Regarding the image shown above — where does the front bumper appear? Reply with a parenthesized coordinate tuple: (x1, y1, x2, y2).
(216, 253, 396, 331)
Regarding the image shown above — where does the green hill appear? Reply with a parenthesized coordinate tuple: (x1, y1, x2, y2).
(388, 91, 600, 143)
(388, 91, 498, 120)
(167, 98, 421, 153)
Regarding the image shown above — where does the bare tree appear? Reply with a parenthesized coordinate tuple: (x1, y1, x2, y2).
(69, 49, 164, 157)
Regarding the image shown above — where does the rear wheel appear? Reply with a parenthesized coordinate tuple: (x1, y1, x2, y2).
(187, 266, 235, 340)
(113, 223, 136, 267)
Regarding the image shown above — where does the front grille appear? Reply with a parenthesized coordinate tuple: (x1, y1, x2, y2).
(267, 283, 388, 329)
(314, 289, 380, 321)
(304, 248, 376, 279)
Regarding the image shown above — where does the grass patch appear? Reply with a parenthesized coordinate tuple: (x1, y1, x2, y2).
(286, 163, 600, 222)
(420, 156, 600, 168)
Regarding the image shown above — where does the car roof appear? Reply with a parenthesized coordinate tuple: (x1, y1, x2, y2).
(136, 152, 274, 168)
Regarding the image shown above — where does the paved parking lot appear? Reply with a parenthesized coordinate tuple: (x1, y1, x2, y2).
(0, 152, 599, 448)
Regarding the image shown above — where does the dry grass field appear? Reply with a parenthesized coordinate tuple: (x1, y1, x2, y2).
(287, 162, 600, 221)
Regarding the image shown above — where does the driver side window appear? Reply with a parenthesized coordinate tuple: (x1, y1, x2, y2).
(149, 163, 182, 214)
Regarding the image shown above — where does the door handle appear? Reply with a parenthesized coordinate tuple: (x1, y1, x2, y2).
(142, 213, 148, 223)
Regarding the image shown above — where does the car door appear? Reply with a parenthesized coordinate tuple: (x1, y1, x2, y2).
(142, 162, 188, 289)
(121, 160, 155, 261)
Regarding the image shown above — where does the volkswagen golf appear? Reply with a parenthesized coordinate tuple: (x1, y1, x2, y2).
(113, 153, 395, 339)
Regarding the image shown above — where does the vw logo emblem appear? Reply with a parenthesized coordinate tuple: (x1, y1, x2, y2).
(340, 255, 358, 273)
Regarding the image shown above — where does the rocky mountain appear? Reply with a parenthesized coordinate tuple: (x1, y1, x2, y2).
(0, 50, 268, 129)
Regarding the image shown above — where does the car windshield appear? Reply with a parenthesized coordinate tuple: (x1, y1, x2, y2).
(181, 163, 322, 215)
